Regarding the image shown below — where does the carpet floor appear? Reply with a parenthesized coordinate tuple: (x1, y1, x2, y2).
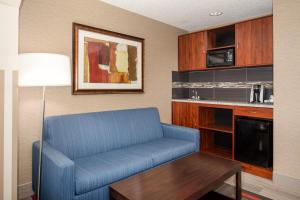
(25, 184, 271, 200)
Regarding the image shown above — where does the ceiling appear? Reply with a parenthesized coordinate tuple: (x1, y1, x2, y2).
(101, 0, 273, 32)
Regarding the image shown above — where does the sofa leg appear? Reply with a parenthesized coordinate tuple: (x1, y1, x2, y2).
(31, 194, 37, 200)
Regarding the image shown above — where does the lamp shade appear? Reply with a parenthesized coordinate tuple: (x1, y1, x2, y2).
(18, 53, 71, 86)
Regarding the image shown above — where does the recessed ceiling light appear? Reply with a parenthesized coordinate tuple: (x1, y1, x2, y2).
(209, 11, 223, 16)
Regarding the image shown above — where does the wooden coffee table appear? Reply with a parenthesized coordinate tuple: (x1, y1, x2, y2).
(110, 153, 241, 200)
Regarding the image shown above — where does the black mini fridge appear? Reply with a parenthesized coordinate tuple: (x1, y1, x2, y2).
(235, 117, 273, 168)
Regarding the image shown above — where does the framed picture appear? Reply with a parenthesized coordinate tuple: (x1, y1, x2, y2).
(72, 23, 144, 94)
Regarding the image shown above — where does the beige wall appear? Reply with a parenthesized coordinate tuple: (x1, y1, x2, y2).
(273, 0, 300, 179)
(18, 0, 186, 187)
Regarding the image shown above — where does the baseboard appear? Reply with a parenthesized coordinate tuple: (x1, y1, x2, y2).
(224, 171, 300, 198)
(18, 182, 33, 200)
(273, 172, 300, 197)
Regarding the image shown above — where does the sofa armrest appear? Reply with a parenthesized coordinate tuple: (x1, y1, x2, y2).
(161, 123, 200, 151)
(32, 141, 74, 200)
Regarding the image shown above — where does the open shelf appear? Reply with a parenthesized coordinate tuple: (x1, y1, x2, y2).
(203, 145, 232, 159)
(199, 123, 232, 134)
(199, 107, 233, 132)
(207, 45, 235, 51)
(196, 104, 273, 180)
(207, 25, 235, 49)
(200, 129, 233, 160)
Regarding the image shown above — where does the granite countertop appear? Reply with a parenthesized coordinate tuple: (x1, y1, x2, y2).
(172, 99, 273, 108)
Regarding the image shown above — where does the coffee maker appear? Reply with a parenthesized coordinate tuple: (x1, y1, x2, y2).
(250, 84, 264, 103)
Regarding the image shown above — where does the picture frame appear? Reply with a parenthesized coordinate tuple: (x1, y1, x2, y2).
(72, 23, 144, 94)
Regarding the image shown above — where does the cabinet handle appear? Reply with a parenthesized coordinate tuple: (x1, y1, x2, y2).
(249, 111, 257, 114)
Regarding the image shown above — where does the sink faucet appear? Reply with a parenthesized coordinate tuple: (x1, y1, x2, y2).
(191, 89, 200, 100)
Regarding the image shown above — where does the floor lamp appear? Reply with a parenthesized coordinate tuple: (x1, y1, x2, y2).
(18, 53, 71, 200)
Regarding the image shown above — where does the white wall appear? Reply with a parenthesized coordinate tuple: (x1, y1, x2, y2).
(0, 1, 20, 200)
(0, 3, 19, 69)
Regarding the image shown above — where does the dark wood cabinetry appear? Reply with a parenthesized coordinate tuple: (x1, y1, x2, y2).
(172, 102, 199, 128)
(198, 107, 233, 160)
(178, 31, 207, 71)
(172, 101, 273, 179)
(207, 25, 235, 50)
(178, 16, 273, 71)
(234, 106, 273, 119)
(236, 16, 273, 67)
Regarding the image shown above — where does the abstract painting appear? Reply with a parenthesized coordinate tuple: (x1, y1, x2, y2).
(73, 23, 144, 94)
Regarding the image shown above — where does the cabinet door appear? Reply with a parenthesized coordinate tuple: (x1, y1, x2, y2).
(236, 16, 273, 66)
(172, 102, 199, 128)
(178, 35, 190, 71)
(172, 102, 186, 126)
(178, 31, 206, 71)
(190, 32, 207, 70)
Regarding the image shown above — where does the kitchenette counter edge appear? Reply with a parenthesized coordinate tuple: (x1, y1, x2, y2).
(172, 99, 273, 108)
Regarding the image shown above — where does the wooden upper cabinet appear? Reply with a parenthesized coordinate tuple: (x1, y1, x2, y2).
(178, 31, 207, 71)
(236, 16, 273, 67)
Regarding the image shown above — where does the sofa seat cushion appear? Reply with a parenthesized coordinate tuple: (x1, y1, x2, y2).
(75, 138, 196, 195)
(123, 138, 197, 166)
(75, 150, 153, 195)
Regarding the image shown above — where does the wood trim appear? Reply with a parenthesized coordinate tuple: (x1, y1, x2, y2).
(72, 23, 145, 94)
(207, 45, 235, 51)
(241, 163, 272, 180)
(199, 123, 232, 134)
(177, 64, 273, 72)
(194, 103, 235, 110)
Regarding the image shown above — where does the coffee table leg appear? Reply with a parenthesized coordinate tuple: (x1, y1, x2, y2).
(236, 171, 241, 200)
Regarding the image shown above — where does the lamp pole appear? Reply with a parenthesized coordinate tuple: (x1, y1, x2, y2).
(37, 86, 46, 200)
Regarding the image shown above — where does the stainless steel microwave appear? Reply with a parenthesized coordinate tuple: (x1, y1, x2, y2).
(206, 48, 234, 68)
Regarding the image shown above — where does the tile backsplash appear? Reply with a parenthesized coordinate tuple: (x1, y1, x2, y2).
(172, 66, 273, 103)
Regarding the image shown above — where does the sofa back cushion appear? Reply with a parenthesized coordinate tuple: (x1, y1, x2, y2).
(43, 108, 163, 159)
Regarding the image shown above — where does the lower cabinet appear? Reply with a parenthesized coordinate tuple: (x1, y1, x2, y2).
(172, 101, 273, 180)
(172, 102, 199, 128)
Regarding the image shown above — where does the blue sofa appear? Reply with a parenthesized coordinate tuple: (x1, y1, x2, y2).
(32, 107, 199, 200)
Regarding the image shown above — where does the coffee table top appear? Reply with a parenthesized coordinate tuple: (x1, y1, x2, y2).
(110, 153, 241, 200)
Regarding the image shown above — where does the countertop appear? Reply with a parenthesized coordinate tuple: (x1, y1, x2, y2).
(172, 99, 273, 108)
